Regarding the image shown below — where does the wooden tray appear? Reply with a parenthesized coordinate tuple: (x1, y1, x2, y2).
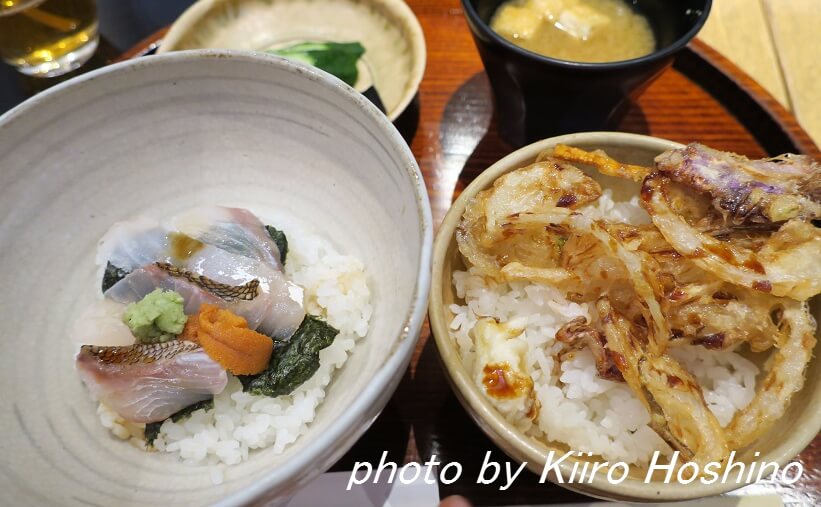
(121, 2, 820, 505)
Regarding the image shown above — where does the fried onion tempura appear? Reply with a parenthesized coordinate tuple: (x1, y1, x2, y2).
(548, 144, 651, 182)
(597, 298, 729, 468)
(457, 157, 601, 280)
(655, 143, 820, 224)
(457, 142, 820, 469)
(725, 301, 817, 448)
(641, 173, 821, 300)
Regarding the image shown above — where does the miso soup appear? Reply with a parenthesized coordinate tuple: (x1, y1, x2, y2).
(490, 0, 656, 63)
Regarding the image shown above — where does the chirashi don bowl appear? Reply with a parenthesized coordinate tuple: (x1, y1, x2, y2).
(429, 132, 821, 502)
(0, 50, 432, 506)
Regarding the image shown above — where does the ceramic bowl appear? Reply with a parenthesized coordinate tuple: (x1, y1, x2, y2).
(0, 50, 432, 506)
(429, 132, 821, 502)
(159, 0, 426, 121)
(461, 0, 711, 146)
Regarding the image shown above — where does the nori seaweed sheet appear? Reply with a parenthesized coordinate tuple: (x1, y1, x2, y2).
(101, 262, 129, 293)
(144, 398, 214, 446)
(265, 225, 288, 265)
(239, 316, 338, 397)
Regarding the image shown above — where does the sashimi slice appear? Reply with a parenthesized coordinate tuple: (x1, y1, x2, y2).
(96, 217, 169, 273)
(168, 206, 283, 268)
(76, 341, 227, 423)
(71, 300, 135, 347)
(105, 264, 224, 315)
(105, 264, 304, 338)
(182, 248, 305, 337)
(96, 208, 305, 338)
(98, 220, 289, 295)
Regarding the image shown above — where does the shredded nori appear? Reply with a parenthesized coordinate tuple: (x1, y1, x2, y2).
(239, 315, 339, 397)
(144, 398, 214, 446)
(170, 398, 214, 422)
(265, 225, 288, 265)
(101, 262, 129, 293)
(144, 421, 162, 445)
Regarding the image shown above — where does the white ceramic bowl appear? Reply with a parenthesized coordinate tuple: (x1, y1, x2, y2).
(0, 50, 432, 506)
(429, 132, 821, 502)
(158, 0, 427, 121)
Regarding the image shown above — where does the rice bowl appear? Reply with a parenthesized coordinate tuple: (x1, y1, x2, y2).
(0, 50, 432, 506)
(429, 132, 821, 502)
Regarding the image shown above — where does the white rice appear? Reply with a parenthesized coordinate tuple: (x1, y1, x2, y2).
(448, 192, 759, 466)
(98, 227, 371, 480)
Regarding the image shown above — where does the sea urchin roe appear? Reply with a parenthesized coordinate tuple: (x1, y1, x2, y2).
(182, 304, 273, 375)
(122, 289, 187, 344)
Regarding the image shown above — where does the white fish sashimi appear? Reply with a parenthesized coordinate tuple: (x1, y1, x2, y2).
(105, 264, 224, 315)
(187, 249, 305, 337)
(105, 264, 304, 338)
(98, 220, 285, 290)
(96, 217, 169, 272)
(76, 341, 227, 424)
(97, 207, 283, 274)
(97, 207, 305, 338)
(71, 300, 135, 347)
(168, 206, 283, 268)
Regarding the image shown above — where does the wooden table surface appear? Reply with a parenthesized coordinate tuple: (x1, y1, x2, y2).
(13, 1, 815, 505)
(699, 0, 821, 146)
(334, 1, 821, 506)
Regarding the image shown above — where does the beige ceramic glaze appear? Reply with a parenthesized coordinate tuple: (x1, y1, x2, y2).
(429, 132, 821, 502)
(159, 0, 426, 121)
(0, 50, 432, 506)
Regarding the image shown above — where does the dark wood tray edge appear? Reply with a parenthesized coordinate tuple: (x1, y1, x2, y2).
(679, 39, 819, 157)
(115, 28, 168, 61)
(116, 31, 819, 160)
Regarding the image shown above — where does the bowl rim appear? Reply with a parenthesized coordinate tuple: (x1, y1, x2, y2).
(429, 131, 821, 502)
(460, 0, 713, 70)
(0, 49, 434, 506)
(157, 0, 427, 121)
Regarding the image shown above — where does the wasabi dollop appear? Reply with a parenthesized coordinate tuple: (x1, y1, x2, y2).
(123, 289, 188, 344)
